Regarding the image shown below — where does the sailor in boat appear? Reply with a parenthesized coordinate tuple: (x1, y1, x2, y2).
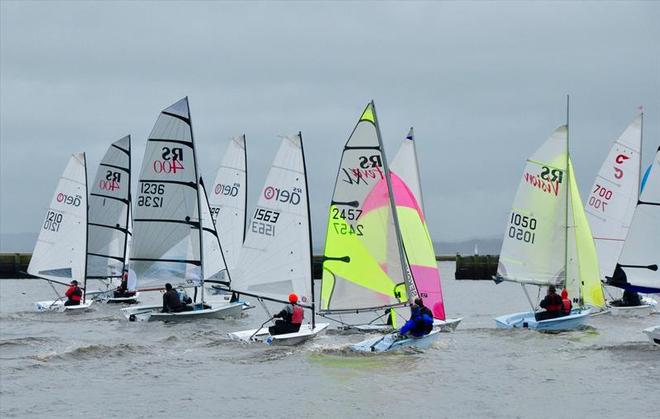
(398, 298, 433, 337)
(268, 293, 304, 336)
(607, 265, 643, 307)
(113, 272, 136, 299)
(161, 283, 193, 313)
(535, 285, 565, 321)
(561, 289, 572, 315)
(64, 280, 83, 306)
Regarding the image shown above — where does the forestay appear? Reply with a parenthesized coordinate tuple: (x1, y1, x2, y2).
(585, 115, 641, 281)
(130, 98, 203, 289)
(320, 102, 411, 313)
(28, 153, 88, 284)
(390, 128, 445, 320)
(199, 178, 229, 281)
(209, 135, 247, 273)
(87, 136, 132, 280)
(497, 126, 568, 286)
(231, 134, 312, 304)
(615, 147, 660, 292)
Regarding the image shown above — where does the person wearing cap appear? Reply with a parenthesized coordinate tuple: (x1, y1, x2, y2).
(64, 280, 83, 306)
(268, 293, 304, 336)
(398, 297, 434, 337)
(535, 285, 564, 321)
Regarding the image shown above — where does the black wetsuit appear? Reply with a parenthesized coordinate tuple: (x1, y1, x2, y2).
(162, 289, 192, 313)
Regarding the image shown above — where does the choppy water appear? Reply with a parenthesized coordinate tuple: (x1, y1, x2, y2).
(1, 262, 658, 418)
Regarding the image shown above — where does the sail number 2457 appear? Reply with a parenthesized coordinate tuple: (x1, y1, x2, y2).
(508, 211, 536, 244)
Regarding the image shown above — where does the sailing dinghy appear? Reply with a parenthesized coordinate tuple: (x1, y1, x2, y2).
(354, 128, 462, 333)
(84, 135, 139, 304)
(228, 133, 328, 345)
(606, 146, 660, 316)
(121, 97, 243, 322)
(319, 102, 417, 332)
(494, 104, 606, 331)
(31, 153, 94, 312)
(587, 113, 657, 315)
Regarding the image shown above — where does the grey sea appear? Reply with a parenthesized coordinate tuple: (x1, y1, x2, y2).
(1, 262, 658, 418)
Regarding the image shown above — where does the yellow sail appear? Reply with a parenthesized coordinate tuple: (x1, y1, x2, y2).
(569, 160, 606, 308)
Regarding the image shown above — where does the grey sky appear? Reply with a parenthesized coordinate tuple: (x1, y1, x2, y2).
(1, 1, 659, 249)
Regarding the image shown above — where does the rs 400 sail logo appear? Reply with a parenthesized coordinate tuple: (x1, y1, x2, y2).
(153, 147, 185, 174)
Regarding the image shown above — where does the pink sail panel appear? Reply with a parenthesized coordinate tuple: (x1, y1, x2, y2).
(361, 172, 444, 319)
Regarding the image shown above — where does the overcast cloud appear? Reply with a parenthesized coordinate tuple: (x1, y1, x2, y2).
(1, 1, 659, 249)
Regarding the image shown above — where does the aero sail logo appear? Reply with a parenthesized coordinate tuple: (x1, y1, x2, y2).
(263, 186, 302, 205)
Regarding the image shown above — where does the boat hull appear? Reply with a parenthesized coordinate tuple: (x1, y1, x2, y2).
(34, 300, 94, 313)
(351, 330, 441, 352)
(495, 308, 591, 331)
(122, 302, 244, 322)
(608, 297, 657, 317)
(229, 323, 329, 346)
(643, 326, 660, 346)
(344, 317, 462, 334)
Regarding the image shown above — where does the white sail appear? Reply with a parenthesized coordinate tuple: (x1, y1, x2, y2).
(231, 134, 312, 304)
(130, 98, 203, 289)
(615, 147, 660, 292)
(28, 153, 88, 284)
(87, 136, 132, 281)
(209, 135, 247, 273)
(585, 115, 642, 281)
(497, 126, 568, 286)
(199, 178, 228, 281)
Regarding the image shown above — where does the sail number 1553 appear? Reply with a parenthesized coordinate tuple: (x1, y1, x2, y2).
(508, 211, 536, 244)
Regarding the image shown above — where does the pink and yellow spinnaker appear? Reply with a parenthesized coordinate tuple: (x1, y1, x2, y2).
(390, 128, 445, 320)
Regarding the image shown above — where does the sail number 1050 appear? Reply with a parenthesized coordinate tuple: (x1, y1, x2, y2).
(508, 212, 537, 244)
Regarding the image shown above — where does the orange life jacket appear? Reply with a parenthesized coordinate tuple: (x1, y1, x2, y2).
(562, 298, 572, 314)
(291, 305, 304, 325)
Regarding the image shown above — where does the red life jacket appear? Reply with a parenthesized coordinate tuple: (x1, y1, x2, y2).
(65, 286, 82, 302)
(291, 305, 304, 325)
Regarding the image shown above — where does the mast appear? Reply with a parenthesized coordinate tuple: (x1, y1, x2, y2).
(121, 136, 132, 275)
(82, 152, 89, 304)
(187, 97, 205, 304)
(242, 134, 248, 243)
(639, 109, 644, 198)
(299, 131, 315, 329)
(372, 101, 417, 301)
(408, 127, 426, 213)
(563, 94, 575, 301)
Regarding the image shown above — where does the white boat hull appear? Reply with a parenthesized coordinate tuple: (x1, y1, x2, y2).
(495, 308, 591, 331)
(344, 317, 462, 334)
(34, 300, 94, 313)
(351, 330, 441, 352)
(229, 323, 329, 346)
(608, 297, 657, 317)
(643, 325, 660, 346)
(122, 302, 244, 322)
